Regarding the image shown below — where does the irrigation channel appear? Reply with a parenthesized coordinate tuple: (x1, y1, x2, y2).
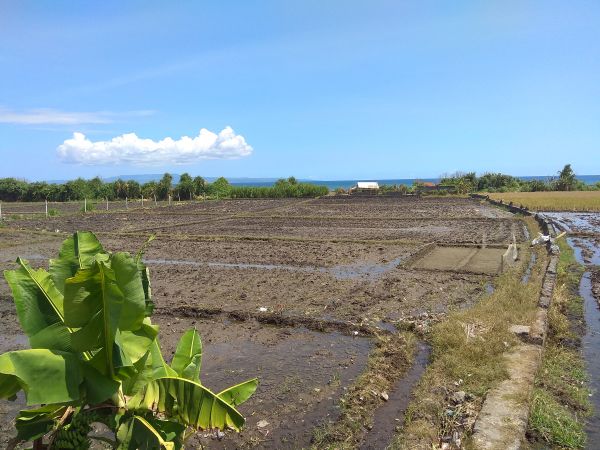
(545, 212, 600, 447)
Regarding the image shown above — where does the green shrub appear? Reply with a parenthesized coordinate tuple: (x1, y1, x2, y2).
(0, 231, 257, 448)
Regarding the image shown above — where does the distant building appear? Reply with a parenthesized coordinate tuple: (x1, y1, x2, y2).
(350, 181, 380, 195)
(417, 182, 457, 193)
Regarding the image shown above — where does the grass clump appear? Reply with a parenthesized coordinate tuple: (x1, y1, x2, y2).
(529, 389, 587, 448)
(527, 239, 591, 448)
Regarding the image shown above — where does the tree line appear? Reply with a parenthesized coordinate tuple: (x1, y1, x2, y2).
(439, 164, 600, 194)
(0, 174, 329, 202)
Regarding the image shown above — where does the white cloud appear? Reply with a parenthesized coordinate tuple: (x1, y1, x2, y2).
(0, 107, 154, 125)
(57, 127, 253, 165)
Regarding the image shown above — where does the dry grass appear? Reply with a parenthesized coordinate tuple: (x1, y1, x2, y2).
(487, 191, 600, 212)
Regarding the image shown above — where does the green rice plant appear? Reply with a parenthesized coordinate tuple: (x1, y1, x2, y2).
(1, 231, 257, 449)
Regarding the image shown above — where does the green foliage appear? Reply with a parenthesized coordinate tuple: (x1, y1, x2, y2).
(378, 184, 410, 194)
(1, 231, 257, 448)
(141, 181, 158, 199)
(193, 176, 206, 195)
(174, 173, 195, 200)
(440, 165, 589, 194)
(207, 177, 232, 198)
(157, 173, 173, 200)
(554, 164, 577, 191)
(230, 178, 328, 198)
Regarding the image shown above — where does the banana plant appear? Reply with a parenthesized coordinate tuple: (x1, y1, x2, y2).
(0, 231, 258, 449)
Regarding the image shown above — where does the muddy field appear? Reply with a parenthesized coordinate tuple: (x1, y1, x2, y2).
(0, 196, 525, 448)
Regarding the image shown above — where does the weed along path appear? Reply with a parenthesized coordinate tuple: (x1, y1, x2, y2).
(0, 196, 530, 448)
(548, 213, 600, 447)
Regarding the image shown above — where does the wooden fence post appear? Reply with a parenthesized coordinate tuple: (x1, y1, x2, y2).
(45, 199, 48, 218)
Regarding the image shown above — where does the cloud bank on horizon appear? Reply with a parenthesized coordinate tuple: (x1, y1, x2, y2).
(57, 127, 253, 165)
(0, 107, 154, 125)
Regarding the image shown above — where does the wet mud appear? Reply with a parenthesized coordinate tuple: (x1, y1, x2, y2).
(0, 196, 526, 448)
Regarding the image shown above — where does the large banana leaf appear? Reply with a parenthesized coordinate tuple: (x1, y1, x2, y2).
(63, 256, 155, 377)
(171, 329, 202, 382)
(122, 338, 178, 397)
(63, 262, 122, 376)
(135, 235, 155, 316)
(116, 415, 183, 450)
(217, 379, 258, 407)
(0, 350, 81, 405)
(49, 231, 106, 294)
(4, 258, 67, 341)
(128, 377, 246, 431)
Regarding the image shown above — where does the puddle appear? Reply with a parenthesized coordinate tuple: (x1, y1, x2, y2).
(360, 341, 431, 450)
(376, 321, 398, 333)
(144, 256, 406, 281)
(522, 252, 537, 284)
(580, 273, 600, 446)
(331, 256, 406, 280)
(568, 237, 600, 266)
(544, 212, 600, 234)
(554, 211, 600, 447)
(153, 315, 373, 448)
(522, 223, 530, 241)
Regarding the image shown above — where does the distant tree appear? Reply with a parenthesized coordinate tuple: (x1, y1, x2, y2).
(193, 176, 206, 195)
(554, 164, 577, 191)
(208, 177, 232, 197)
(113, 179, 127, 199)
(141, 181, 158, 199)
(520, 179, 549, 192)
(63, 178, 89, 201)
(0, 178, 28, 201)
(87, 176, 104, 198)
(24, 182, 51, 201)
(176, 173, 195, 200)
(127, 180, 141, 198)
(156, 173, 173, 200)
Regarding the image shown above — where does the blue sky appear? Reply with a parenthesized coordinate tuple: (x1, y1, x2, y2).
(1, 1, 599, 181)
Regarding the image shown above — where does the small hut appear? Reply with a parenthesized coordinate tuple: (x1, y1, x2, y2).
(350, 181, 380, 195)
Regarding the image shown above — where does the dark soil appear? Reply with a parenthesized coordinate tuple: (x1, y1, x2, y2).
(0, 196, 525, 448)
